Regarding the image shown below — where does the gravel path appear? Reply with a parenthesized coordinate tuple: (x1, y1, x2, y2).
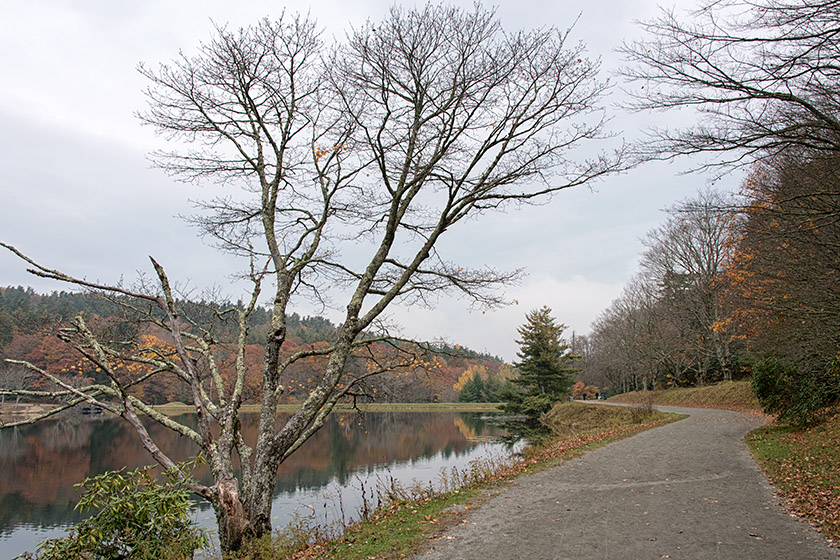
(412, 406, 837, 560)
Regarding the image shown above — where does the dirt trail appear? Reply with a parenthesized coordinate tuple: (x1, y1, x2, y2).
(412, 406, 837, 560)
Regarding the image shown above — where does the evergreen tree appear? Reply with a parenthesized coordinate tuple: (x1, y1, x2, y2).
(459, 374, 486, 403)
(504, 306, 577, 424)
(0, 311, 13, 346)
(483, 374, 504, 402)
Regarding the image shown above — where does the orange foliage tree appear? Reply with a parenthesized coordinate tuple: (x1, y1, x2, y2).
(724, 155, 840, 369)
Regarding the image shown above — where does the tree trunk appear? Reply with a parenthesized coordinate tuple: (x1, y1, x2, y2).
(213, 476, 263, 553)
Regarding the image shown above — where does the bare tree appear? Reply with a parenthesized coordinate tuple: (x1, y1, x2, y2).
(584, 191, 740, 392)
(1, 5, 620, 553)
(0, 363, 35, 405)
(586, 277, 652, 393)
(621, 0, 840, 167)
(640, 190, 739, 383)
(587, 272, 688, 393)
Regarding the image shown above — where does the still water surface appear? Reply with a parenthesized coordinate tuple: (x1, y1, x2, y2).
(0, 411, 509, 558)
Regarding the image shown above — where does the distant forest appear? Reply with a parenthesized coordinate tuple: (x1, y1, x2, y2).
(0, 286, 504, 404)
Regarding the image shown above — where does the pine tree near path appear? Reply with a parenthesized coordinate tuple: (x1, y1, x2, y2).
(504, 306, 577, 426)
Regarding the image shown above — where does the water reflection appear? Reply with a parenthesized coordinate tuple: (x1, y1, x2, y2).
(0, 411, 507, 559)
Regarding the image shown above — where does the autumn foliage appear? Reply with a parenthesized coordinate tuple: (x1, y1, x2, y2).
(0, 288, 502, 406)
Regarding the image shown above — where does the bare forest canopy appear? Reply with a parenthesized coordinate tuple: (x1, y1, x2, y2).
(0, 286, 503, 405)
(574, 0, 840, 423)
(578, 165, 840, 419)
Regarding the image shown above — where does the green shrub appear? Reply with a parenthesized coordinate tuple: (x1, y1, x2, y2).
(752, 357, 840, 425)
(21, 462, 208, 560)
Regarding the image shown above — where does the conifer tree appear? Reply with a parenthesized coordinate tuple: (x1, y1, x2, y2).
(504, 306, 577, 424)
(458, 374, 486, 403)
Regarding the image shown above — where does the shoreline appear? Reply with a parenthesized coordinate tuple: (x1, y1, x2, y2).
(0, 401, 503, 422)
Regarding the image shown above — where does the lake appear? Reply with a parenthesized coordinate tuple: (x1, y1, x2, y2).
(0, 410, 510, 559)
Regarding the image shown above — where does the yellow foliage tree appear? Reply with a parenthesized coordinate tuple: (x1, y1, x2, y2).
(453, 364, 487, 392)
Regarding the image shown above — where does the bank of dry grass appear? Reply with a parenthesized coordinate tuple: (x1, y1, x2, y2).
(608, 380, 762, 414)
(542, 401, 663, 435)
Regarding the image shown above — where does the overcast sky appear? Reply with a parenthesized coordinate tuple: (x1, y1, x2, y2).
(0, 0, 737, 361)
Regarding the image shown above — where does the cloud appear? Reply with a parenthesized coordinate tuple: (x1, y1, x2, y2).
(385, 274, 624, 362)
